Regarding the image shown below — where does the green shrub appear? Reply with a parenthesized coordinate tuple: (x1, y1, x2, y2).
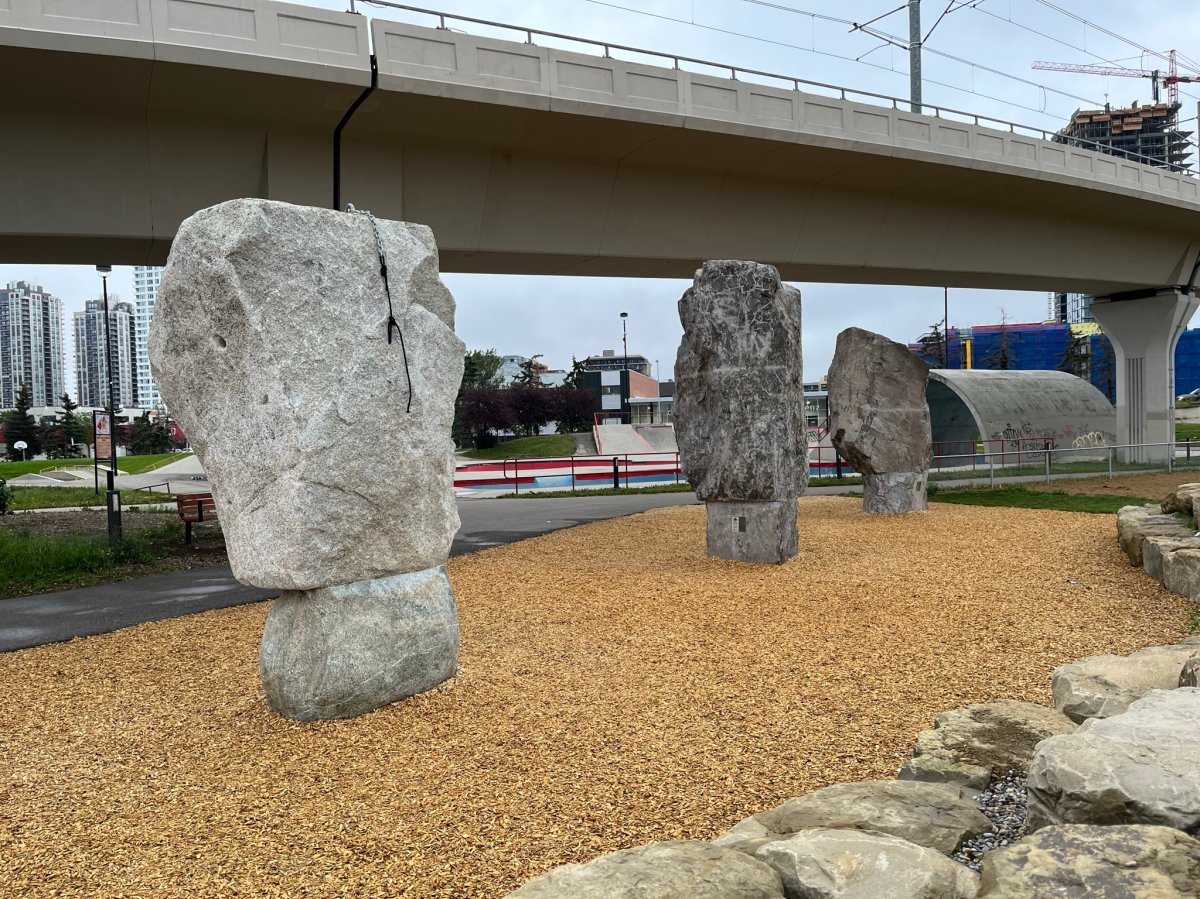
(0, 477, 12, 515)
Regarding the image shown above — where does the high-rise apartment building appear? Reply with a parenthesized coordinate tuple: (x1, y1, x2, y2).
(74, 298, 137, 409)
(133, 265, 164, 409)
(0, 281, 65, 408)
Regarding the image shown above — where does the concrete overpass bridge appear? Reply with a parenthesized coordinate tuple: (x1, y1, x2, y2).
(2, 0, 1199, 454)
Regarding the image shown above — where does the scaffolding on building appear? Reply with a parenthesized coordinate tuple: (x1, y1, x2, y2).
(1054, 102, 1193, 172)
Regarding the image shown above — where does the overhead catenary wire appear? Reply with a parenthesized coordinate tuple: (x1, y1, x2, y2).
(582, 0, 1088, 122)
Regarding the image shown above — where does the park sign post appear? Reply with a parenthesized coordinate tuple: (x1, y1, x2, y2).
(93, 411, 111, 494)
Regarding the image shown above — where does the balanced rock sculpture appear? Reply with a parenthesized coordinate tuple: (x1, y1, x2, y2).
(675, 261, 806, 564)
(828, 327, 932, 513)
(149, 198, 465, 720)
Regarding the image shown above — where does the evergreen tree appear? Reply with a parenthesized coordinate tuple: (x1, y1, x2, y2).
(513, 354, 548, 388)
(3, 383, 42, 460)
(462, 349, 503, 388)
(563, 356, 588, 389)
(1057, 331, 1090, 379)
(51, 393, 82, 458)
(982, 311, 1014, 371)
(917, 324, 946, 367)
(130, 411, 172, 455)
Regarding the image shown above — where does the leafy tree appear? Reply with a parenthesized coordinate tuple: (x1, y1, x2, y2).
(563, 356, 588, 389)
(130, 411, 172, 455)
(1093, 336, 1117, 402)
(456, 386, 515, 449)
(917, 324, 947, 367)
(72, 412, 94, 452)
(509, 385, 554, 437)
(3, 383, 41, 460)
(552, 386, 599, 433)
(513, 354, 548, 388)
(462, 349, 503, 388)
(1058, 331, 1090, 379)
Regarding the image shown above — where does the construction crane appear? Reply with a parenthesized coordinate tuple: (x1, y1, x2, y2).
(1033, 50, 1198, 111)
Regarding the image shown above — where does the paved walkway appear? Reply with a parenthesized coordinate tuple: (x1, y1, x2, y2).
(0, 493, 699, 653)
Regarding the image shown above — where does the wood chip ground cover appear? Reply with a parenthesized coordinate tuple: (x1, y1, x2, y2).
(0, 497, 1192, 898)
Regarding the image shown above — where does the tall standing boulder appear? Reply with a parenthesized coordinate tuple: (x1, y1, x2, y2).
(828, 328, 932, 513)
(150, 198, 465, 720)
(675, 261, 806, 564)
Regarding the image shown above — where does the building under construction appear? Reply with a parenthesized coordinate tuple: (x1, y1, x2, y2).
(1055, 101, 1192, 172)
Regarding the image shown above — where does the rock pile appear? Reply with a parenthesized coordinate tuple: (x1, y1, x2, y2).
(674, 261, 806, 564)
(827, 327, 932, 513)
(150, 198, 465, 720)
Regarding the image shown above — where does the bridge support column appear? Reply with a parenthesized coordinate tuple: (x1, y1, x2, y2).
(1091, 290, 1198, 463)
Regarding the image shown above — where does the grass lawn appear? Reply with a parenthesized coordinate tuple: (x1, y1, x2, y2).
(1177, 422, 1200, 441)
(9, 487, 175, 511)
(928, 485, 1159, 514)
(460, 435, 577, 460)
(0, 452, 190, 480)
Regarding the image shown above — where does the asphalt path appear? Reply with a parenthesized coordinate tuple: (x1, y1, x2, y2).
(0, 492, 698, 653)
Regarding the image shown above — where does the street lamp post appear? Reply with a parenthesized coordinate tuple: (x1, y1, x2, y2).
(620, 311, 629, 422)
(96, 264, 122, 547)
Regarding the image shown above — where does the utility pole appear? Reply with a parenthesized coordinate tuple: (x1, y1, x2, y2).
(943, 286, 949, 367)
(908, 0, 922, 113)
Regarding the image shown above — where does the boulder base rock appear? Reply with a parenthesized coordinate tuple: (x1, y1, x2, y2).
(1181, 656, 1200, 687)
(755, 829, 978, 899)
(1143, 536, 1200, 581)
(150, 198, 465, 591)
(259, 566, 459, 720)
(898, 700, 1076, 791)
(705, 500, 798, 565)
(1162, 482, 1200, 515)
(863, 471, 929, 514)
(504, 840, 785, 898)
(1026, 688, 1200, 833)
(977, 825, 1200, 898)
(715, 780, 990, 856)
(828, 327, 931, 514)
(1051, 644, 1200, 723)
(1117, 504, 1193, 569)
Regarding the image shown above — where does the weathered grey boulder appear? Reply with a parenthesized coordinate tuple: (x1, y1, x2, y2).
(714, 780, 990, 856)
(1051, 644, 1200, 723)
(1162, 482, 1200, 515)
(1181, 657, 1200, 687)
(1117, 504, 1193, 569)
(754, 829, 978, 899)
(150, 198, 465, 592)
(828, 327, 931, 514)
(675, 261, 806, 563)
(1163, 548, 1200, 601)
(898, 700, 1076, 791)
(504, 840, 785, 898)
(1144, 536, 1200, 582)
(1026, 688, 1200, 833)
(977, 825, 1200, 897)
(259, 565, 458, 720)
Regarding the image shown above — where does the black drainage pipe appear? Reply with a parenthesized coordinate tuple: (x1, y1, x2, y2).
(333, 54, 377, 211)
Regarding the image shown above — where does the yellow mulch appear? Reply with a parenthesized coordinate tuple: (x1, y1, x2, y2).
(0, 497, 1192, 898)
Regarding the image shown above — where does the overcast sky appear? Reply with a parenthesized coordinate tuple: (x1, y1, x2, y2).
(5, 0, 1199, 390)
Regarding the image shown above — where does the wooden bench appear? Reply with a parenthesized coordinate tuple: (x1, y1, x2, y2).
(176, 492, 218, 544)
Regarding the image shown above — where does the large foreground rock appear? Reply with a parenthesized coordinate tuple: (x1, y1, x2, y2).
(977, 825, 1200, 897)
(504, 840, 785, 898)
(755, 829, 978, 899)
(260, 565, 458, 720)
(675, 261, 806, 563)
(1051, 643, 1200, 723)
(1027, 688, 1200, 833)
(715, 780, 990, 856)
(150, 198, 465, 591)
(827, 327, 931, 514)
(1163, 548, 1200, 601)
(1162, 482, 1200, 516)
(1117, 504, 1193, 569)
(1143, 535, 1200, 582)
(898, 700, 1076, 791)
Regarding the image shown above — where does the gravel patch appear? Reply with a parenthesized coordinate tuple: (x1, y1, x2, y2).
(952, 770, 1027, 870)
(0, 497, 1192, 898)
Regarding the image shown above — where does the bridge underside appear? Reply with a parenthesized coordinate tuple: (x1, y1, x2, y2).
(3, 43, 1199, 297)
